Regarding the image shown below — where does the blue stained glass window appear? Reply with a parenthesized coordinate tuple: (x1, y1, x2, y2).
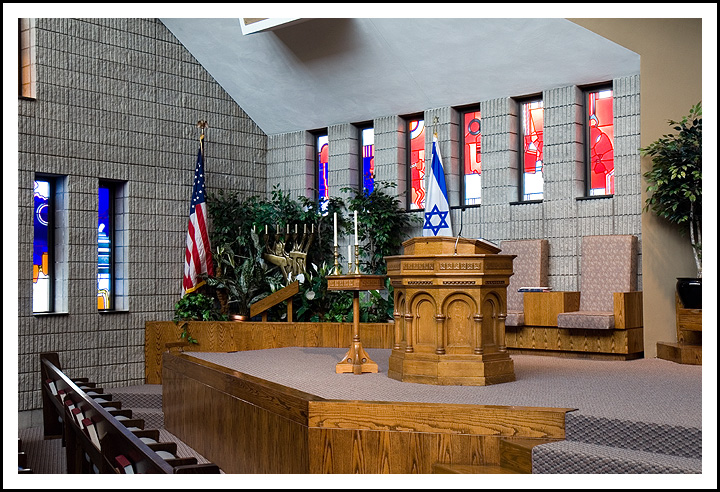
(98, 185, 112, 310)
(33, 179, 51, 312)
(361, 127, 375, 194)
(317, 134, 329, 213)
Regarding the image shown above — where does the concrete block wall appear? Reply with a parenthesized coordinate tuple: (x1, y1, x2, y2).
(267, 75, 642, 293)
(17, 18, 266, 416)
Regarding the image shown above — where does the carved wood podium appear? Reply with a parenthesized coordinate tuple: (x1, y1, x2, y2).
(385, 236, 516, 385)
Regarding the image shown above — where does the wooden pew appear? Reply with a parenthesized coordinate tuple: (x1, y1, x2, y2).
(40, 352, 220, 474)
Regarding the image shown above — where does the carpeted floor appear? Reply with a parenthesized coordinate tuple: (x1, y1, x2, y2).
(184, 347, 702, 428)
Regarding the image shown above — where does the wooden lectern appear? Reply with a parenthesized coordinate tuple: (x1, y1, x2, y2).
(385, 236, 516, 385)
(326, 274, 386, 374)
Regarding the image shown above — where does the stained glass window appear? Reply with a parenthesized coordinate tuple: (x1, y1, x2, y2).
(588, 89, 615, 196)
(408, 119, 426, 209)
(317, 134, 329, 213)
(360, 127, 375, 195)
(98, 184, 112, 310)
(521, 100, 544, 201)
(462, 110, 482, 205)
(33, 179, 52, 312)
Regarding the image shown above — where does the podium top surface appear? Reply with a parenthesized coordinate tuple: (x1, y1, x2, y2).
(326, 274, 386, 291)
(401, 236, 501, 256)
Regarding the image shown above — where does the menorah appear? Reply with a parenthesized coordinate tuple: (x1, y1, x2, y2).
(262, 225, 314, 284)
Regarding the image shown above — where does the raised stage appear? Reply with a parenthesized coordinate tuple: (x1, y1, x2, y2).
(161, 347, 703, 474)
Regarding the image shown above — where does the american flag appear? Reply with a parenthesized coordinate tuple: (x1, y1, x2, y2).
(182, 147, 213, 295)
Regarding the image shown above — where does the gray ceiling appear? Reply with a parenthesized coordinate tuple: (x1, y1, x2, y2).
(160, 18, 640, 136)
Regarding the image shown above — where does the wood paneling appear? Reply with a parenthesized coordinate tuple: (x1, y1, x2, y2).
(523, 292, 580, 327)
(505, 326, 644, 357)
(613, 291, 644, 329)
(162, 352, 573, 474)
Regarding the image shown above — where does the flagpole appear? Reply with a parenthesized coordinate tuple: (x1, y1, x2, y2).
(197, 120, 208, 157)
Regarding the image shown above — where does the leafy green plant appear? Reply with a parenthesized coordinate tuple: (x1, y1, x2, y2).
(641, 102, 702, 277)
(204, 230, 272, 316)
(173, 292, 227, 344)
(294, 261, 353, 322)
(343, 181, 420, 322)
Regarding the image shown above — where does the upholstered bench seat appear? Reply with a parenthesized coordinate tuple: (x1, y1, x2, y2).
(557, 311, 615, 330)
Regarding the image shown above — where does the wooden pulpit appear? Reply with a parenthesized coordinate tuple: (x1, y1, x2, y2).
(385, 236, 516, 385)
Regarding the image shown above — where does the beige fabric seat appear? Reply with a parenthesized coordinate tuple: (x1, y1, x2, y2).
(557, 235, 639, 330)
(500, 239, 549, 327)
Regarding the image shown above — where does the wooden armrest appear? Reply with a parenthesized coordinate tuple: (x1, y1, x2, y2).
(108, 409, 133, 419)
(613, 291, 643, 329)
(164, 457, 198, 468)
(523, 291, 580, 326)
(147, 442, 179, 456)
(173, 463, 221, 474)
(131, 429, 160, 441)
(119, 418, 145, 430)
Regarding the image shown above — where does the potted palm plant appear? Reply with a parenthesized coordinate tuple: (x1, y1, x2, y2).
(205, 230, 271, 319)
(641, 102, 702, 308)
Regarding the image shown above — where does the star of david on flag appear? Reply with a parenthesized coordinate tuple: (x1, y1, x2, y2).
(422, 134, 453, 237)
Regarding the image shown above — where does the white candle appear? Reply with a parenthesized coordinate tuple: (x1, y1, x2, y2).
(287, 224, 290, 234)
(333, 212, 338, 247)
(348, 244, 352, 265)
(265, 224, 268, 235)
(304, 223, 307, 234)
(354, 211, 358, 246)
(295, 224, 298, 234)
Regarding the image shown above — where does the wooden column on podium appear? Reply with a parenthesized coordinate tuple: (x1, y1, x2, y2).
(385, 236, 516, 385)
(326, 274, 386, 374)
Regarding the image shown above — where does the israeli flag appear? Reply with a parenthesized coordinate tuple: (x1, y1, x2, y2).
(422, 134, 453, 237)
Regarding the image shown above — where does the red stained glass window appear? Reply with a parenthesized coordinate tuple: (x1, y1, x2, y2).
(409, 119, 426, 209)
(317, 134, 329, 212)
(588, 89, 614, 195)
(521, 100, 544, 200)
(462, 110, 482, 205)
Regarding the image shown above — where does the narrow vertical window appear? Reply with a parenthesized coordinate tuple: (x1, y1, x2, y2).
(360, 126, 375, 195)
(33, 179, 53, 313)
(408, 118, 426, 210)
(587, 88, 615, 196)
(98, 183, 113, 310)
(461, 109, 482, 205)
(19, 18, 36, 99)
(317, 134, 329, 213)
(520, 100, 544, 201)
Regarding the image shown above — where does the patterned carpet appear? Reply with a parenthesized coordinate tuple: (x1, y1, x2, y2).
(185, 347, 702, 428)
(16, 348, 707, 477)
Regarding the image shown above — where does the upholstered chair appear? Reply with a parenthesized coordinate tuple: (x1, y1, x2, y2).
(500, 239, 549, 327)
(557, 235, 642, 330)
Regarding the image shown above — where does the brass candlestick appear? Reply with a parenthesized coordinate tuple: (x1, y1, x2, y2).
(354, 244, 361, 274)
(333, 245, 341, 275)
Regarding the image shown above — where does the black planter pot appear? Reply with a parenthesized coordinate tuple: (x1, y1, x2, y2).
(676, 277, 702, 309)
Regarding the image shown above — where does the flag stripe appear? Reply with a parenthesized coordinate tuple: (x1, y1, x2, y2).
(183, 147, 213, 296)
(422, 135, 453, 237)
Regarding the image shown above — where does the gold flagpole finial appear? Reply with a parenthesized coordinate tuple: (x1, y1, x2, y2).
(197, 120, 209, 140)
(433, 116, 439, 139)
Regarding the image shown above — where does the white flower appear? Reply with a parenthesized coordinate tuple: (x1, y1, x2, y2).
(296, 273, 306, 284)
(305, 290, 316, 300)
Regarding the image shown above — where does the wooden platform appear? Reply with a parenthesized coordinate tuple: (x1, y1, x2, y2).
(162, 352, 573, 474)
(145, 321, 395, 384)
